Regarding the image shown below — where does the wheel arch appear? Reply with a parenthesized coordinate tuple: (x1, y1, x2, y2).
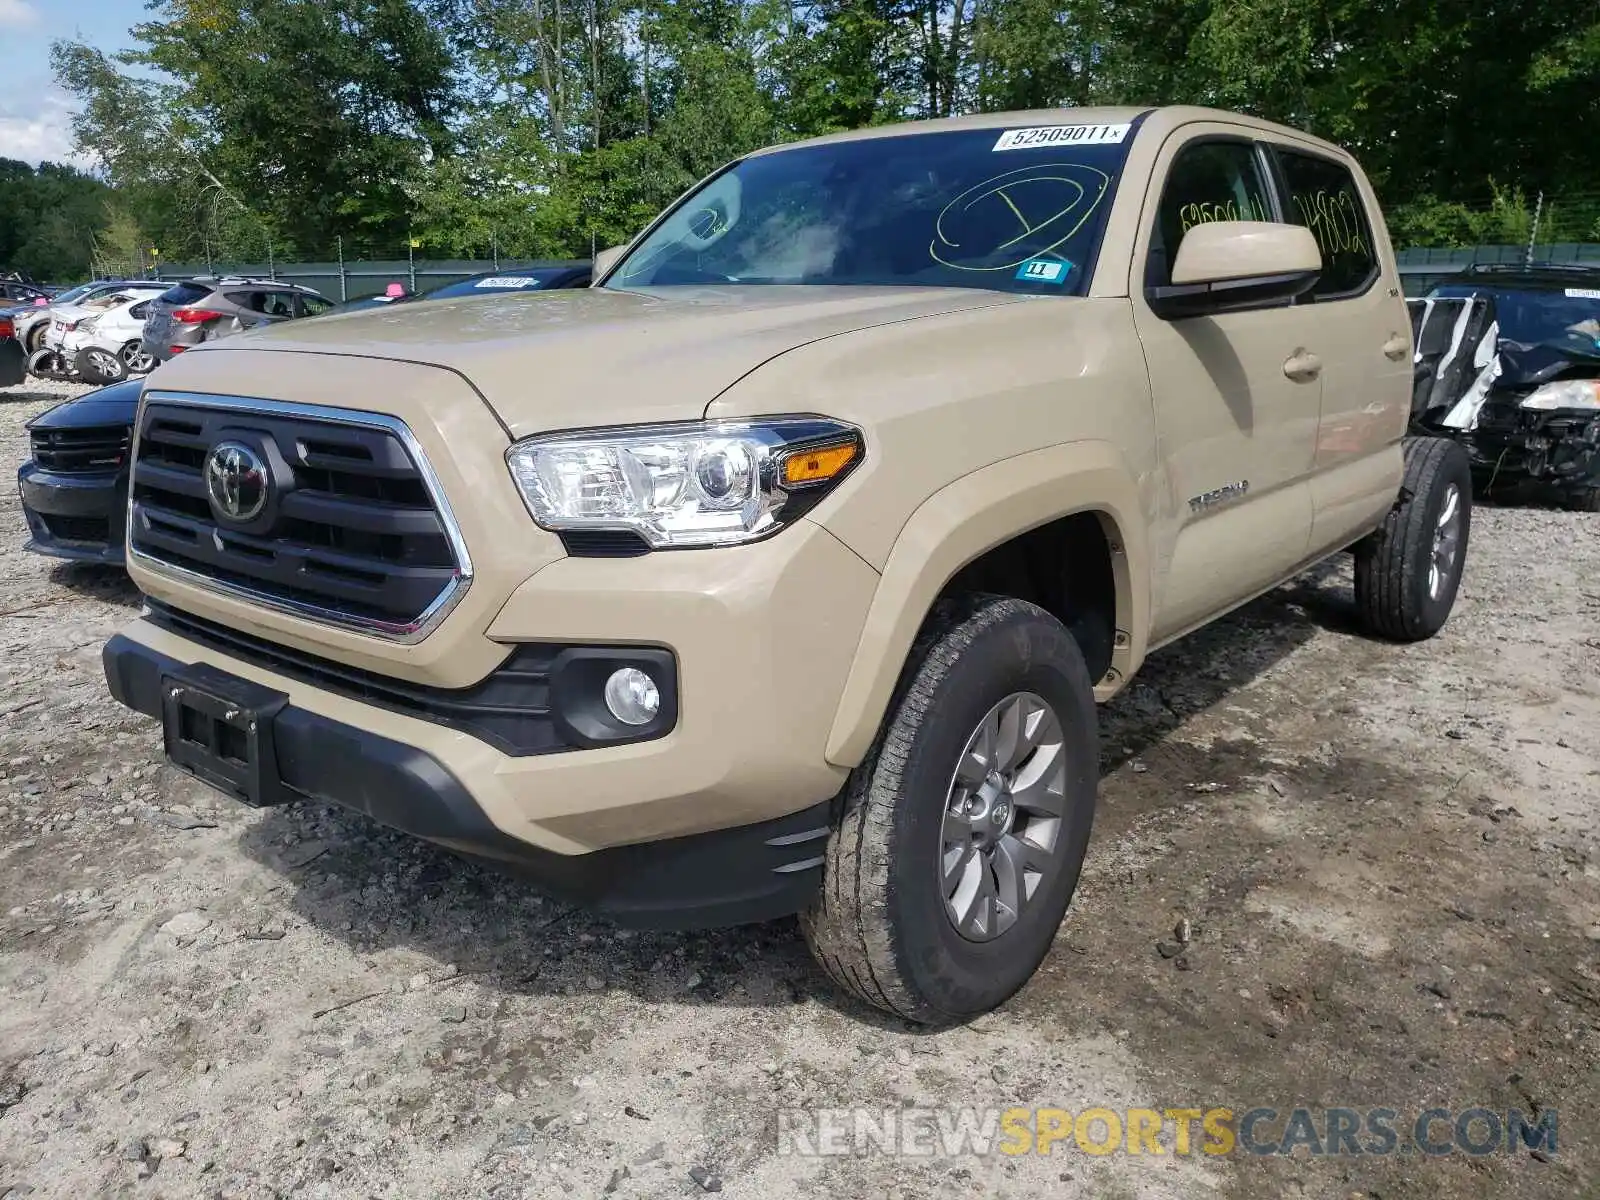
(822, 440, 1151, 768)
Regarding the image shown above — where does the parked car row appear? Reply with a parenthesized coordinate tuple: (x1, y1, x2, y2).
(13, 264, 594, 561)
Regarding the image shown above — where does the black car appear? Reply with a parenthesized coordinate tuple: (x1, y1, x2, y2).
(1414, 264, 1600, 511)
(17, 379, 143, 562)
(330, 263, 591, 313)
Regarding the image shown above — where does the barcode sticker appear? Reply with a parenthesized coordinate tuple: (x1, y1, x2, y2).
(993, 124, 1130, 152)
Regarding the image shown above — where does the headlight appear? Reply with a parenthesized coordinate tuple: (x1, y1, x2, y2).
(1520, 380, 1600, 411)
(506, 418, 863, 549)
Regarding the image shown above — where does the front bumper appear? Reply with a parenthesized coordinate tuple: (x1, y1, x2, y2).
(107, 515, 880, 926)
(17, 462, 127, 562)
(1465, 400, 1600, 494)
(103, 631, 835, 929)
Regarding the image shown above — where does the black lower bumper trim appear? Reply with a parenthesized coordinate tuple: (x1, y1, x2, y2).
(17, 463, 126, 562)
(102, 633, 831, 930)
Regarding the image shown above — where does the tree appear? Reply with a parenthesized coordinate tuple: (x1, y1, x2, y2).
(32, 0, 1600, 264)
(113, 0, 456, 254)
(0, 159, 117, 280)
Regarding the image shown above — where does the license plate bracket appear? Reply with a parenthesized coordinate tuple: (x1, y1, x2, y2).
(160, 664, 290, 808)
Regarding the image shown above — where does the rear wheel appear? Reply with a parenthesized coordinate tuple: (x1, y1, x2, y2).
(801, 596, 1098, 1024)
(119, 340, 155, 374)
(76, 346, 128, 385)
(1354, 436, 1472, 640)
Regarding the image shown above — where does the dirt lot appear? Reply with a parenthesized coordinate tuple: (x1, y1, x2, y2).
(0, 381, 1596, 1200)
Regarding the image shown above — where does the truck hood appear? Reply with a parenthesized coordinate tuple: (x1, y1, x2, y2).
(174, 285, 1024, 437)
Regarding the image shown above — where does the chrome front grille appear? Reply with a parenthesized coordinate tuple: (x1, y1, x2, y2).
(128, 394, 471, 640)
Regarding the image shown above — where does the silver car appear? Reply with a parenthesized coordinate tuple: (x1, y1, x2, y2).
(140, 277, 334, 363)
(11, 279, 150, 353)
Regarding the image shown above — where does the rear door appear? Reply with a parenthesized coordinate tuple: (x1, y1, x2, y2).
(1129, 125, 1321, 642)
(1267, 144, 1411, 554)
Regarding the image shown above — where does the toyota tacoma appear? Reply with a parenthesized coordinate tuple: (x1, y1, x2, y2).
(102, 106, 1471, 1023)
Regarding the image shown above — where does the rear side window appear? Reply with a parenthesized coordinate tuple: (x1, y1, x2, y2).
(1274, 150, 1377, 299)
(1147, 140, 1272, 288)
(158, 282, 212, 306)
(259, 292, 297, 317)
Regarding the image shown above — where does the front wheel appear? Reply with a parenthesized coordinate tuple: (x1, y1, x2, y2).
(1354, 436, 1472, 640)
(801, 596, 1099, 1024)
(27, 347, 70, 380)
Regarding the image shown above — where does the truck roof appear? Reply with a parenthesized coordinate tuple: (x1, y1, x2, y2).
(747, 105, 1354, 163)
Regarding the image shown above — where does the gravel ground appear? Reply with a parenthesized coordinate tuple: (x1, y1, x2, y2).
(0, 380, 1596, 1200)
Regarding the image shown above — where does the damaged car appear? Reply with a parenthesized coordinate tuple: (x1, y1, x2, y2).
(1409, 264, 1600, 511)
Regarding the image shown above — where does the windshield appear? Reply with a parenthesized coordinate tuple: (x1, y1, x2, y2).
(1431, 283, 1600, 356)
(608, 123, 1136, 294)
(427, 270, 572, 298)
(52, 284, 98, 305)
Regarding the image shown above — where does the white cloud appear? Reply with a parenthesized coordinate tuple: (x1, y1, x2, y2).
(0, 89, 96, 169)
(0, 0, 41, 29)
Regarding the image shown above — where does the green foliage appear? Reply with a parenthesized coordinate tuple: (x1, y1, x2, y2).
(0, 159, 117, 281)
(4, 0, 1595, 274)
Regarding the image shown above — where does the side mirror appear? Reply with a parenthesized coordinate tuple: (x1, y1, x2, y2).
(592, 244, 627, 281)
(1148, 222, 1321, 319)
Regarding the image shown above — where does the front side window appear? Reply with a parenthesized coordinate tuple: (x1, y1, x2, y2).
(1147, 140, 1272, 289)
(609, 124, 1137, 295)
(297, 294, 333, 316)
(1275, 150, 1377, 299)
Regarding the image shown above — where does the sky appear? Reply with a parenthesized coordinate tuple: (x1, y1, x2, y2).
(1, 0, 149, 168)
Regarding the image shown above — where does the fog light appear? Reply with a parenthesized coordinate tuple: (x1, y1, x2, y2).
(603, 667, 660, 726)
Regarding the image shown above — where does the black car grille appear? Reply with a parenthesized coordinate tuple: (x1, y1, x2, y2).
(30, 425, 131, 473)
(129, 401, 463, 634)
(40, 512, 114, 544)
(148, 601, 566, 756)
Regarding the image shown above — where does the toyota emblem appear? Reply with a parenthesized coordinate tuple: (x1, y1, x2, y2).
(204, 441, 270, 522)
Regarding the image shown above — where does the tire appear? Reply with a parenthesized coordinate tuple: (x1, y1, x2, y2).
(76, 346, 128, 386)
(25, 325, 45, 354)
(801, 596, 1099, 1024)
(1354, 436, 1472, 641)
(27, 347, 67, 380)
(119, 340, 155, 375)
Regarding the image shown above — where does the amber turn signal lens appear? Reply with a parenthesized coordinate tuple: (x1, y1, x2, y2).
(781, 441, 858, 487)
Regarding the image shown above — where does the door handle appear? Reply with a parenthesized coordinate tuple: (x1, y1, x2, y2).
(1382, 333, 1410, 360)
(1283, 349, 1322, 383)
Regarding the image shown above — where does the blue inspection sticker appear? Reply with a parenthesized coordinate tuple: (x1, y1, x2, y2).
(1016, 258, 1073, 284)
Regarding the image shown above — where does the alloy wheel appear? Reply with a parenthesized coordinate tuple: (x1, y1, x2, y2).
(1429, 483, 1462, 600)
(939, 691, 1067, 941)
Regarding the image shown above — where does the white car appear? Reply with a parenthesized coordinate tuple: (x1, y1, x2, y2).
(39, 286, 166, 382)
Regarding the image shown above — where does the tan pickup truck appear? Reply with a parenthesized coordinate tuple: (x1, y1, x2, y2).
(103, 105, 1471, 1023)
